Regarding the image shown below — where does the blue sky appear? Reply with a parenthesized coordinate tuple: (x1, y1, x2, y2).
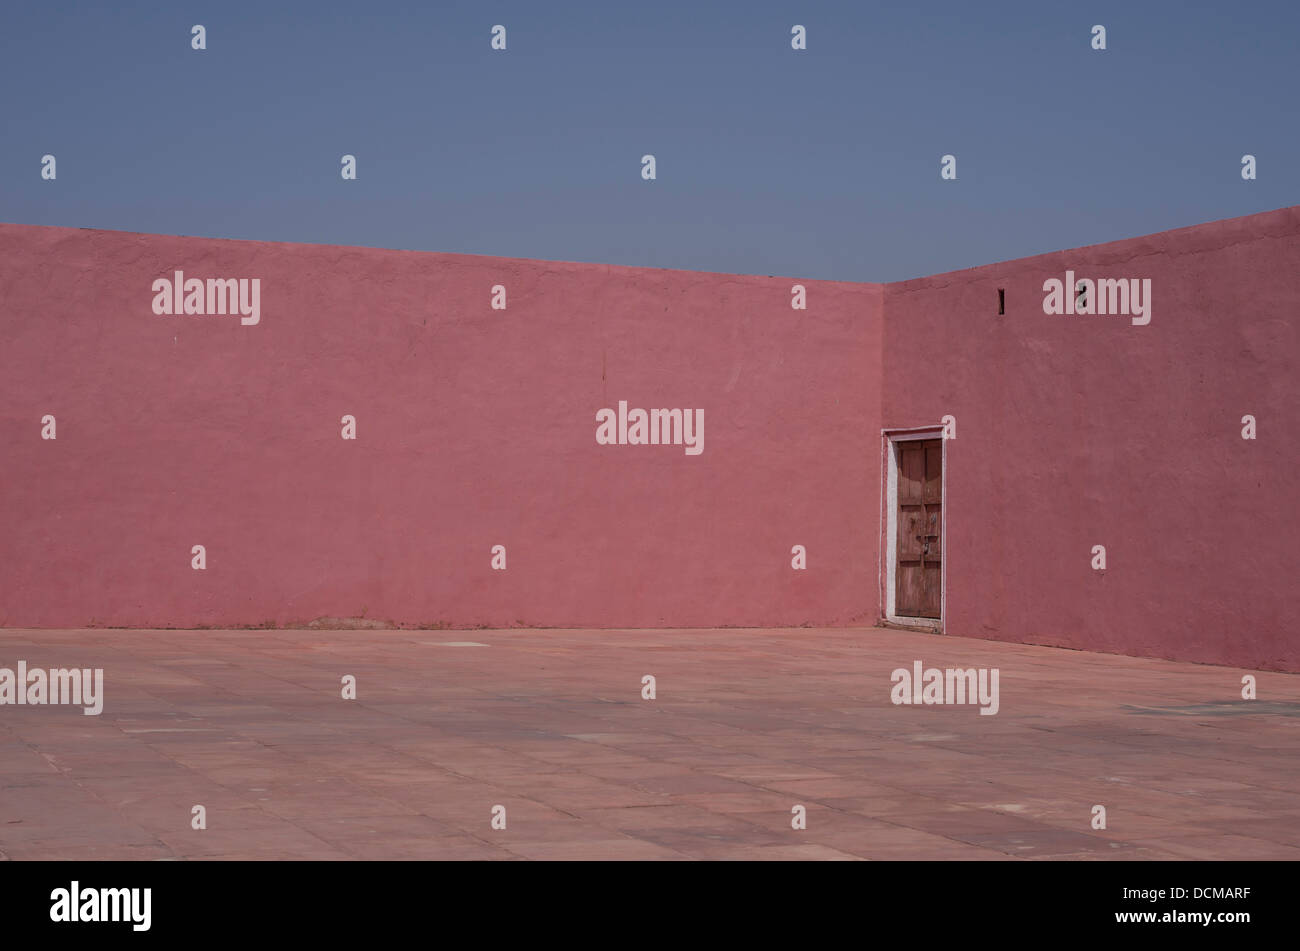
(2, 0, 1295, 281)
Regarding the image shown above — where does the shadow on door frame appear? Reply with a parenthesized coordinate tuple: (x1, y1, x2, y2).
(879, 425, 946, 633)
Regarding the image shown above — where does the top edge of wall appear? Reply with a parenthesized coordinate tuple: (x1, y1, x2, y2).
(0, 220, 885, 292)
(886, 205, 1300, 293)
(4, 205, 1296, 290)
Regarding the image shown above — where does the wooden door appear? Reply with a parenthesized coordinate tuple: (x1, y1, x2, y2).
(895, 439, 942, 618)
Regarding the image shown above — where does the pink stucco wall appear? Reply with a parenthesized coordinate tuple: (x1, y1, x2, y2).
(883, 206, 1300, 672)
(0, 224, 884, 630)
(2, 208, 1296, 672)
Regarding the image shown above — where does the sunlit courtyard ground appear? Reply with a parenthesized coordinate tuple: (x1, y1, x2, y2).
(2, 626, 1298, 860)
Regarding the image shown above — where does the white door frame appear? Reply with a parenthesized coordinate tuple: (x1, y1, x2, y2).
(880, 426, 946, 632)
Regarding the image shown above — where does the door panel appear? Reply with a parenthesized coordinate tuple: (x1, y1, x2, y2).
(895, 439, 943, 619)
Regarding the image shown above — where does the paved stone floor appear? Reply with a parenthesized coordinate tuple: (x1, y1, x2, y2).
(1, 626, 1298, 860)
